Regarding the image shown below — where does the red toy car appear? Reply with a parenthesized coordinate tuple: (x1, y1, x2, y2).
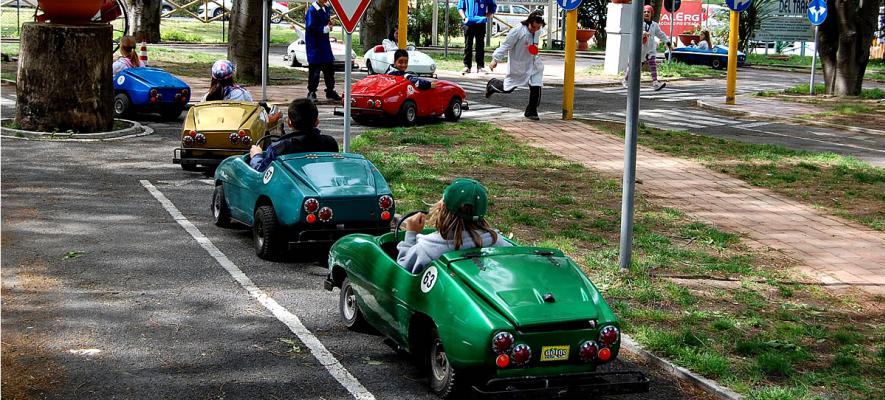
(341, 74, 468, 125)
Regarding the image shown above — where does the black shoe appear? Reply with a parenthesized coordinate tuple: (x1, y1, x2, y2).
(325, 90, 342, 101)
(524, 114, 540, 121)
(307, 92, 317, 103)
(485, 81, 494, 98)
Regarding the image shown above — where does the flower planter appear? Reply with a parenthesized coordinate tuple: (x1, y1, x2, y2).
(576, 29, 596, 51)
(38, 0, 103, 24)
(678, 34, 701, 47)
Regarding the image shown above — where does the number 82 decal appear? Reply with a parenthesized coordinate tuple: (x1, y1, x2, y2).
(420, 266, 438, 293)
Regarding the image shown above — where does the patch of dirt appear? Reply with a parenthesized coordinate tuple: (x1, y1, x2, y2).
(1, 293, 69, 399)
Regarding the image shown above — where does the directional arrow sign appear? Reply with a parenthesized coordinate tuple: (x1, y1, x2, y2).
(807, 0, 827, 26)
(330, 0, 371, 33)
(557, 0, 582, 12)
(664, 0, 681, 13)
(725, 0, 751, 13)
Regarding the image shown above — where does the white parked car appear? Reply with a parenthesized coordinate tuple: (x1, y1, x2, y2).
(492, 4, 533, 34)
(363, 45, 437, 76)
(198, 0, 290, 23)
(285, 30, 358, 70)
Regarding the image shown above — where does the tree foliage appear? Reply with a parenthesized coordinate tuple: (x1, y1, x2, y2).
(409, 0, 462, 47)
(577, 0, 608, 47)
(360, 0, 399, 53)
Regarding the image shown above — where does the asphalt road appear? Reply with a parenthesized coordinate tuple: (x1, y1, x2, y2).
(1, 116, 712, 398)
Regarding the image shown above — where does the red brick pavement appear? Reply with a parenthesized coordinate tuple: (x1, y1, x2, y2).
(502, 119, 885, 296)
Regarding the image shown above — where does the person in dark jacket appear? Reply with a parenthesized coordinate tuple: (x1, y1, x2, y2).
(249, 98, 339, 172)
(457, 0, 497, 75)
(386, 49, 437, 90)
(305, 0, 341, 103)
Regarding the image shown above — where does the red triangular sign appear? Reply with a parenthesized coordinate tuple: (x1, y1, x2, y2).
(329, 0, 372, 33)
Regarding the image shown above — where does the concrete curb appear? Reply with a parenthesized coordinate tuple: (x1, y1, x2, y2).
(695, 100, 885, 137)
(620, 334, 743, 400)
(0, 118, 154, 141)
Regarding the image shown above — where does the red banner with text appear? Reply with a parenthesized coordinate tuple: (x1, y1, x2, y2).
(658, 0, 705, 42)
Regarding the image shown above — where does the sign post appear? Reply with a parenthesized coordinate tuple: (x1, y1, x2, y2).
(807, 0, 827, 95)
(663, 0, 681, 63)
(724, 0, 750, 105)
(330, 0, 373, 153)
(558, 0, 582, 120)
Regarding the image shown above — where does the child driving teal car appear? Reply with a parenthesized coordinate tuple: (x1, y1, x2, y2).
(387, 49, 437, 90)
(397, 178, 511, 273)
(249, 98, 339, 172)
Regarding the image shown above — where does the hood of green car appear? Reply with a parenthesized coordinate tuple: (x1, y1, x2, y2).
(280, 154, 378, 197)
(444, 248, 602, 328)
(192, 101, 258, 131)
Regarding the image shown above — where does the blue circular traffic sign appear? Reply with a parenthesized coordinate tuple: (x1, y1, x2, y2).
(557, 0, 582, 12)
(807, 0, 827, 26)
(725, 0, 751, 12)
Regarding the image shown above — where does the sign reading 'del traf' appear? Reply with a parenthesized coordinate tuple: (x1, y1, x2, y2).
(330, 0, 372, 33)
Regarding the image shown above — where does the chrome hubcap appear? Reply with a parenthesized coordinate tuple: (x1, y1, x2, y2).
(343, 287, 356, 320)
(431, 340, 449, 381)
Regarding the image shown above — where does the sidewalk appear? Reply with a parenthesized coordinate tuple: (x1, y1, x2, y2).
(498, 118, 885, 297)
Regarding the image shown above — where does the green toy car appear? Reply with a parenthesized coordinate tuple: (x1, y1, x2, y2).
(324, 222, 649, 397)
(212, 150, 395, 259)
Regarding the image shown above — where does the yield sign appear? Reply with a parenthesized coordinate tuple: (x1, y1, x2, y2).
(330, 0, 372, 33)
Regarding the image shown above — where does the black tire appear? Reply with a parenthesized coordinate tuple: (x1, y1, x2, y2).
(160, 106, 183, 121)
(113, 93, 131, 118)
(212, 7, 224, 18)
(271, 14, 282, 24)
(290, 51, 302, 67)
(161, 5, 172, 17)
(428, 327, 460, 398)
(711, 58, 723, 69)
(366, 59, 375, 75)
(399, 100, 418, 126)
(339, 277, 370, 330)
(253, 205, 283, 260)
(444, 97, 462, 122)
(212, 185, 232, 227)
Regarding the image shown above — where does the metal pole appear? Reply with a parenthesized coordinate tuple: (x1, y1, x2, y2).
(16, 0, 20, 37)
(618, 0, 645, 273)
(261, 0, 269, 102)
(563, 9, 577, 120)
(668, 9, 674, 62)
(344, 33, 352, 153)
(399, 0, 408, 48)
(725, 10, 739, 104)
(444, 0, 449, 57)
(810, 26, 818, 95)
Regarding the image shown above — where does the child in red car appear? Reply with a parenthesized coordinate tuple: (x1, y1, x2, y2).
(386, 49, 437, 90)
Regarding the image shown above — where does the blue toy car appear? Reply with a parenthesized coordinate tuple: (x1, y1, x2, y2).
(668, 45, 746, 69)
(113, 67, 191, 120)
(212, 149, 395, 260)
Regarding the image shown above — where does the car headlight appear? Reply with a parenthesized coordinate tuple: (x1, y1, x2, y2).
(430, 64, 436, 72)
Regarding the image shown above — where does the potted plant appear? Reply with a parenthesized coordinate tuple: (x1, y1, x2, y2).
(576, 24, 596, 51)
(678, 24, 703, 47)
(577, 0, 607, 49)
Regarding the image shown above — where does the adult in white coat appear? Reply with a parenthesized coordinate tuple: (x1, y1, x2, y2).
(623, 5, 673, 91)
(484, 11, 546, 120)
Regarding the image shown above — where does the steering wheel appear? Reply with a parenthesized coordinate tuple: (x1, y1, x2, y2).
(394, 210, 428, 242)
(255, 134, 281, 150)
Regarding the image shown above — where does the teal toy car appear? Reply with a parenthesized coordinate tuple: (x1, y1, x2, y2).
(212, 150, 395, 259)
(324, 222, 649, 398)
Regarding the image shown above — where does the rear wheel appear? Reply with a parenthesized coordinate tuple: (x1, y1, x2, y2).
(444, 97, 462, 122)
(428, 327, 461, 398)
(366, 59, 375, 74)
(212, 185, 232, 227)
(399, 100, 417, 126)
(113, 93, 131, 118)
(253, 204, 283, 260)
(711, 58, 723, 69)
(290, 51, 301, 67)
(339, 277, 370, 330)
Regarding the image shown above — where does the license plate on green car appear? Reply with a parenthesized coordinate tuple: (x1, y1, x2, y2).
(540, 345, 569, 361)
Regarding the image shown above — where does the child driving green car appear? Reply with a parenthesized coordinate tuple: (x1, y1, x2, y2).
(397, 178, 510, 273)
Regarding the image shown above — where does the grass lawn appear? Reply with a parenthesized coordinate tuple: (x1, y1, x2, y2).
(748, 54, 885, 80)
(756, 84, 885, 131)
(581, 60, 725, 80)
(591, 120, 884, 232)
(352, 120, 884, 399)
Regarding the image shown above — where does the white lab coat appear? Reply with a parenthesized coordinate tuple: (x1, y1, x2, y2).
(492, 25, 544, 90)
(642, 20, 670, 59)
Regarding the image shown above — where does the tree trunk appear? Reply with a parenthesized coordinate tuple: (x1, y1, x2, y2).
(818, 0, 880, 96)
(125, 0, 162, 42)
(360, 0, 398, 53)
(229, 0, 264, 83)
(15, 23, 114, 132)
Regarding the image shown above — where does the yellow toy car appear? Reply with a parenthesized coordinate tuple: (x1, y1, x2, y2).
(173, 101, 284, 171)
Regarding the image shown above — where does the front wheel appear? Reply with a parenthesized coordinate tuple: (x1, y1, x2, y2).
(113, 93, 131, 118)
(711, 58, 723, 69)
(428, 327, 461, 398)
(339, 277, 370, 330)
(253, 205, 284, 260)
(212, 185, 232, 227)
(290, 51, 301, 67)
(444, 97, 462, 122)
(399, 100, 417, 126)
(366, 59, 375, 74)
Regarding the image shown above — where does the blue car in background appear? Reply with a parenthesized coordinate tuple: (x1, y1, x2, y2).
(668, 45, 746, 69)
(113, 67, 190, 120)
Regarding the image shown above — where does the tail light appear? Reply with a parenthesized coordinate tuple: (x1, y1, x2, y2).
(303, 198, 319, 213)
(491, 332, 514, 354)
(149, 88, 159, 103)
(375, 100, 383, 108)
(367, 100, 375, 107)
(181, 89, 189, 103)
(598, 347, 612, 362)
(495, 354, 510, 368)
(238, 129, 248, 137)
(511, 344, 531, 365)
(228, 133, 239, 144)
(378, 195, 393, 210)
(182, 135, 194, 145)
(318, 207, 333, 222)
(194, 133, 206, 144)
(599, 326, 619, 346)
(579, 341, 598, 362)
(241, 135, 252, 145)
(188, 130, 197, 137)
(305, 214, 317, 224)
(380, 211, 391, 221)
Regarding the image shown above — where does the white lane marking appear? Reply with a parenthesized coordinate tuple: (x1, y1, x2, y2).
(734, 121, 772, 129)
(140, 180, 375, 400)
(731, 126, 885, 154)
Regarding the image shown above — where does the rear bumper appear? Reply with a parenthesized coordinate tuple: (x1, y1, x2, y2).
(472, 370, 649, 398)
(288, 224, 391, 244)
(173, 148, 244, 166)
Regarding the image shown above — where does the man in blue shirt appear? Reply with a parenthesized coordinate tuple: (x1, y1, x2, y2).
(305, 0, 342, 103)
(458, 0, 497, 75)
